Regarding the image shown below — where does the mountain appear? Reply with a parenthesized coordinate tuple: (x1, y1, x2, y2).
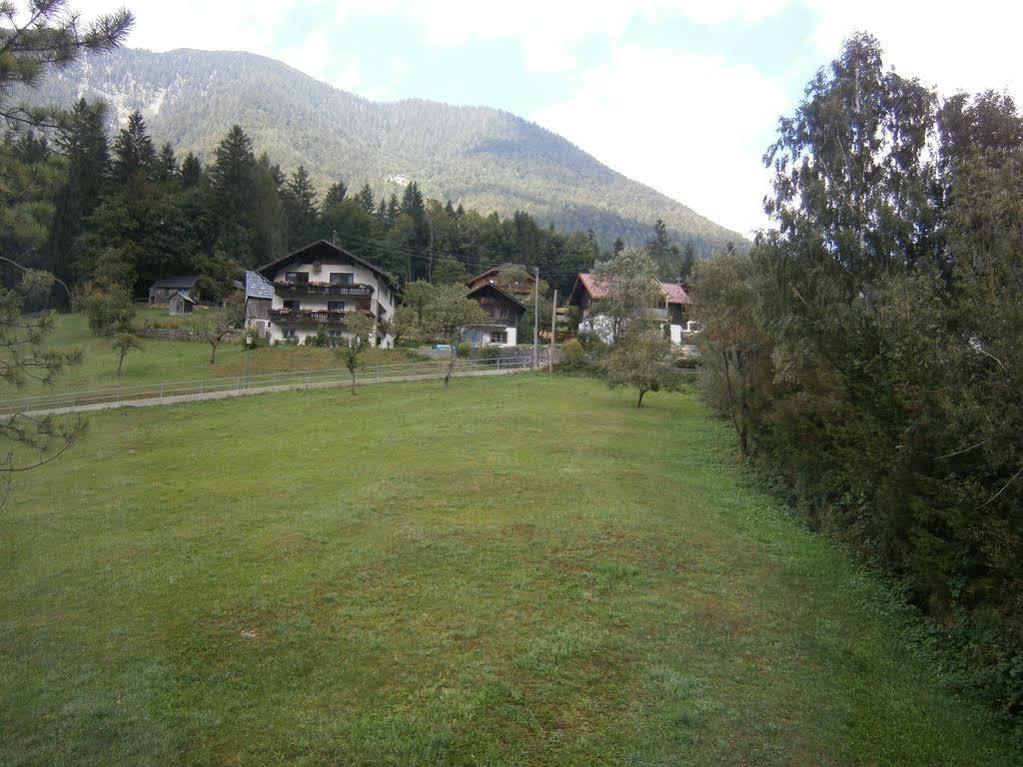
(23, 47, 743, 253)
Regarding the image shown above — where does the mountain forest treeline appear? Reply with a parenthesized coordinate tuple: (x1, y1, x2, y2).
(5, 104, 701, 303)
(694, 33, 1023, 733)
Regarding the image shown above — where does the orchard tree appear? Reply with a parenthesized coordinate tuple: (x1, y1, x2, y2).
(601, 327, 677, 407)
(425, 285, 487, 385)
(592, 247, 661, 342)
(112, 331, 140, 376)
(334, 312, 375, 394)
(191, 296, 245, 365)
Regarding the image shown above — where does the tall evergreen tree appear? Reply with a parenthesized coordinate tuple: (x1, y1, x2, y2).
(322, 180, 347, 211)
(111, 110, 157, 183)
(48, 98, 109, 288)
(356, 183, 375, 213)
(179, 152, 202, 188)
(282, 165, 319, 248)
(207, 125, 259, 264)
(155, 142, 177, 182)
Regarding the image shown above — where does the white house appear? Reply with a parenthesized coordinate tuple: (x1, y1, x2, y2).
(567, 272, 696, 350)
(245, 239, 398, 347)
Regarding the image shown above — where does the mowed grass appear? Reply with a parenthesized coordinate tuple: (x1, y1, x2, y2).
(1, 375, 1020, 766)
(14, 310, 421, 396)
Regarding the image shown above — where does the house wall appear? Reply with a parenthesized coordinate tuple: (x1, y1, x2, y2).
(461, 325, 517, 348)
(259, 260, 395, 348)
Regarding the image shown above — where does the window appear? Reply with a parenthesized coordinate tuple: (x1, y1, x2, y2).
(327, 301, 346, 313)
(327, 328, 345, 345)
(283, 300, 300, 311)
(282, 327, 297, 339)
(490, 330, 508, 344)
(285, 271, 309, 283)
(329, 273, 354, 285)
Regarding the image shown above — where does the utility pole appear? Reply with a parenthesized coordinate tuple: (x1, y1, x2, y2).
(532, 266, 540, 369)
(548, 289, 557, 373)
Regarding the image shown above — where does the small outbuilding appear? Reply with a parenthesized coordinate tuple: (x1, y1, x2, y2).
(149, 275, 199, 305)
(168, 290, 197, 316)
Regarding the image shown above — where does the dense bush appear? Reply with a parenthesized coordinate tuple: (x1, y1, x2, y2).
(694, 34, 1023, 733)
(455, 341, 472, 359)
(84, 285, 135, 336)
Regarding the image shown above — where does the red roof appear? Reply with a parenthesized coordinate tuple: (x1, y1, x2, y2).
(660, 282, 691, 305)
(572, 272, 691, 305)
(576, 272, 610, 300)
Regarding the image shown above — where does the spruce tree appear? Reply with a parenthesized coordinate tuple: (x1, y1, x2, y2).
(282, 165, 319, 248)
(156, 142, 177, 182)
(179, 152, 202, 188)
(322, 181, 347, 211)
(49, 98, 109, 287)
(356, 183, 375, 213)
(208, 125, 259, 263)
(111, 110, 157, 183)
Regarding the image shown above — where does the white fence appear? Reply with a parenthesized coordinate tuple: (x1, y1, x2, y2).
(0, 354, 535, 416)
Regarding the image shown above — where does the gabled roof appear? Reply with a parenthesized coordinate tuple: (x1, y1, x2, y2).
(569, 272, 609, 304)
(151, 275, 197, 289)
(244, 270, 274, 300)
(568, 272, 691, 306)
(467, 282, 528, 312)
(467, 263, 535, 295)
(257, 239, 399, 291)
(171, 290, 197, 304)
(660, 282, 691, 305)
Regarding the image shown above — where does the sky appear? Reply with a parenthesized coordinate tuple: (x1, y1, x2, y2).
(75, 0, 1023, 236)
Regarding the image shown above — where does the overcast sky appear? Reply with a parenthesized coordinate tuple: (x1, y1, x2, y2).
(75, 0, 1023, 236)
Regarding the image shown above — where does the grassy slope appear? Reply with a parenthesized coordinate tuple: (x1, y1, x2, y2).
(0, 376, 1019, 766)
(13, 310, 419, 396)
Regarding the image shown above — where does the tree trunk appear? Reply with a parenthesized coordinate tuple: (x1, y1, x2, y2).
(209, 342, 217, 366)
(637, 387, 646, 407)
(444, 348, 456, 386)
(350, 368, 357, 395)
(117, 354, 125, 376)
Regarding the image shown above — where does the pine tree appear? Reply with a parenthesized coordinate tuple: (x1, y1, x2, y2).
(111, 110, 157, 183)
(386, 193, 399, 224)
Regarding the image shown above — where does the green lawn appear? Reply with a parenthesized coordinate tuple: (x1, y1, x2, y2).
(15, 310, 422, 396)
(1, 376, 1019, 765)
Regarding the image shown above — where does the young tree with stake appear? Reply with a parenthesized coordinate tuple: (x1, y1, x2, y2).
(112, 331, 140, 376)
(334, 312, 375, 394)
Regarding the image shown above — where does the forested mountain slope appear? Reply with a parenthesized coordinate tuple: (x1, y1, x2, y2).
(24, 47, 742, 253)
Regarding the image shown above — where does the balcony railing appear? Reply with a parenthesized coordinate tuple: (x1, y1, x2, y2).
(270, 308, 373, 325)
(274, 281, 374, 297)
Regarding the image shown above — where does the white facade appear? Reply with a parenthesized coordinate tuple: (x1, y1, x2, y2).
(248, 244, 397, 348)
(461, 324, 518, 348)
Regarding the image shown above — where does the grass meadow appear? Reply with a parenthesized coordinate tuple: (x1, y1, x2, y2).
(1, 375, 1020, 765)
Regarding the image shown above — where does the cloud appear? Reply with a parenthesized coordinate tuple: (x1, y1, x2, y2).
(803, 1, 1023, 98)
(75, 0, 299, 53)
(535, 47, 785, 236)
(333, 0, 788, 72)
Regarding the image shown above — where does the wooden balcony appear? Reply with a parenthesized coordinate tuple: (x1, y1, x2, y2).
(270, 308, 373, 325)
(274, 281, 374, 298)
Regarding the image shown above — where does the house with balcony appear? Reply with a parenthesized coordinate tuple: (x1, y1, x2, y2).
(244, 239, 398, 347)
(567, 272, 694, 347)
